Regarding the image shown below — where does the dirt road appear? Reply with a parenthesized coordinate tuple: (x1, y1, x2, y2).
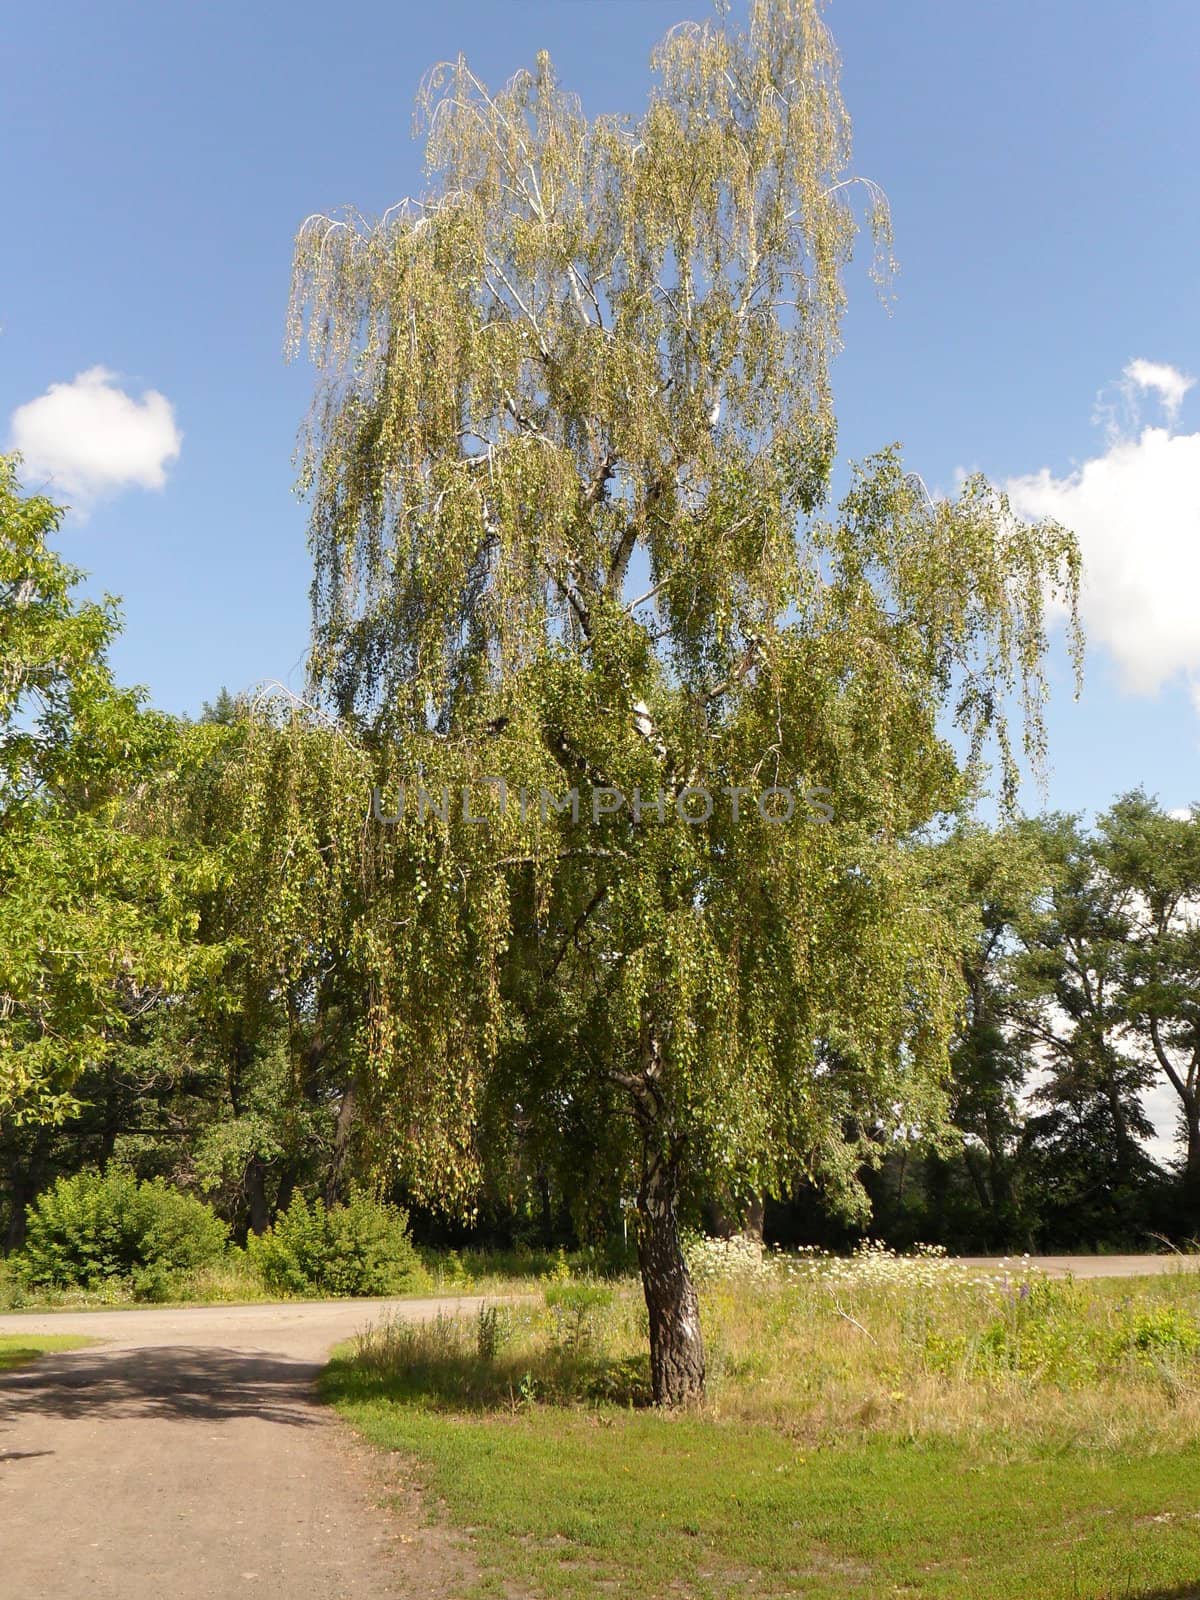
(952, 1254, 1200, 1279)
(2, 1259, 1196, 1598)
(0, 1296, 487, 1600)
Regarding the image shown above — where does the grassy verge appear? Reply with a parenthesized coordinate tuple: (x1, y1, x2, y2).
(0, 1252, 476, 1313)
(0, 1241, 608, 1311)
(322, 1248, 1200, 1600)
(323, 1383, 1200, 1599)
(0, 1333, 95, 1372)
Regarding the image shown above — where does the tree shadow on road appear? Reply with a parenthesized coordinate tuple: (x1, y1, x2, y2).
(0, 1345, 325, 1429)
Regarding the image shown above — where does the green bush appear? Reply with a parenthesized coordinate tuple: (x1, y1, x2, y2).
(247, 1190, 426, 1297)
(18, 1167, 229, 1293)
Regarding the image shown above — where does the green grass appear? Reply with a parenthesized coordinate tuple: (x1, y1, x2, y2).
(324, 1370, 1200, 1599)
(0, 1333, 94, 1371)
(419, 1244, 636, 1294)
(321, 1250, 1200, 1599)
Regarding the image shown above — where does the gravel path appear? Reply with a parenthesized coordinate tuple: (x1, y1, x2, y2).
(2, 1258, 1197, 1598)
(0, 1296, 488, 1600)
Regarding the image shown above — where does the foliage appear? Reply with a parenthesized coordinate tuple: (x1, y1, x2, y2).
(1115, 1303, 1200, 1367)
(919, 821, 1053, 1246)
(346, 1296, 644, 1411)
(1098, 793, 1200, 1200)
(129, 701, 372, 1230)
(0, 457, 201, 1120)
(7, 781, 1197, 1262)
(1004, 796, 1200, 1235)
(1009, 812, 1161, 1205)
(17, 1166, 228, 1295)
(924, 1281, 1200, 1388)
(0, 1005, 341, 1254)
(832, 799, 1200, 1255)
(0, 696, 377, 1250)
(247, 1189, 426, 1297)
(416, 1243, 634, 1293)
(287, 0, 1081, 1403)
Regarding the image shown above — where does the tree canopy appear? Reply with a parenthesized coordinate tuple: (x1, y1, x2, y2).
(0, 457, 196, 1119)
(287, 0, 1082, 1402)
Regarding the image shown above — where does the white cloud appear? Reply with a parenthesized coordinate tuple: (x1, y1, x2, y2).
(1124, 357, 1194, 422)
(9, 366, 182, 505)
(1006, 361, 1200, 701)
(1092, 358, 1196, 441)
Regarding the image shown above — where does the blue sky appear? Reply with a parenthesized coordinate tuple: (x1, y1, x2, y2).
(3, 0, 1198, 819)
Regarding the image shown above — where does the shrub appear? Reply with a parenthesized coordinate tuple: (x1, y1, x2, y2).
(247, 1190, 426, 1297)
(19, 1167, 229, 1293)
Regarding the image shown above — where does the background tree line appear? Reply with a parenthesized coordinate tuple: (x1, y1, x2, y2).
(2, 463, 1195, 1264)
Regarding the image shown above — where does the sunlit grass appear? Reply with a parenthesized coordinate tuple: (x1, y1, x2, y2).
(0, 1250, 284, 1311)
(0, 1333, 94, 1371)
(323, 1243, 1200, 1598)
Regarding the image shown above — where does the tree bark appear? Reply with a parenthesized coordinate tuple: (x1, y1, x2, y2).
(4, 1172, 30, 1254)
(618, 1017, 706, 1406)
(324, 1079, 358, 1207)
(3, 1133, 50, 1253)
(275, 1166, 297, 1217)
(244, 1155, 270, 1236)
(637, 1144, 705, 1407)
(962, 1143, 992, 1215)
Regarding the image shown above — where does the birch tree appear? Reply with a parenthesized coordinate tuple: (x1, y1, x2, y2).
(288, 0, 1081, 1403)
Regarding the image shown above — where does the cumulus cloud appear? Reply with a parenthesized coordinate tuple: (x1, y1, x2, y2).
(1006, 361, 1200, 702)
(8, 367, 182, 505)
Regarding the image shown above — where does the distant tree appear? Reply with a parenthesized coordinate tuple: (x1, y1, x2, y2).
(1098, 793, 1200, 1225)
(920, 822, 1050, 1248)
(199, 687, 247, 726)
(288, 0, 1080, 1401)
(131, 701, 371, 1232)
(0, 456, 194, 1122)
(1009, 812, 1164, 1243)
